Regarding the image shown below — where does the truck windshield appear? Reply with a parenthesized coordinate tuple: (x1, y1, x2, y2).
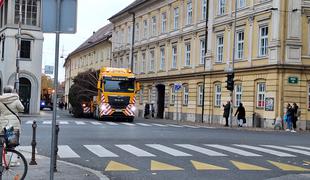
(104, 78, 135, 93)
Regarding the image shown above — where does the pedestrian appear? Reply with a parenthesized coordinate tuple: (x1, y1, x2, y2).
(234, 103, 246, 127)
(0, 85, 24, 132)
(64, 102, 68, 110)
(291, 102, 299, 132)
(223, 101, 231, 127)
(285, 103, 294, 132)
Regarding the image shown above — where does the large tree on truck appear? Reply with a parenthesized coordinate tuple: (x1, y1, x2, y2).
(93, 67, 140, 122)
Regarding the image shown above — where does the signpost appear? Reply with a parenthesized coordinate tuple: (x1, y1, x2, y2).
(174, 83, 182, 122)
(42, 1, 77, 179)
(44, 65, 54, 75)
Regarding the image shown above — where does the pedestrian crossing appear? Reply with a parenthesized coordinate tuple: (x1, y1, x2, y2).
(28, 143, 310, 159)
(23, 120, 205, 129)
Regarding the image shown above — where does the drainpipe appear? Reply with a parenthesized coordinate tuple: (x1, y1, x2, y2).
(201, 0, 209, 123)
(129, 12, 135, 72)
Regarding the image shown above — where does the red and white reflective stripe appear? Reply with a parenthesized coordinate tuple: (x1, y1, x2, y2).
(99, 103, 112, 117)
(101, 94, 105, 102)
(132, 96, 136, 104)
(124, 104, 134, 116)
(83, 107, 90, 113)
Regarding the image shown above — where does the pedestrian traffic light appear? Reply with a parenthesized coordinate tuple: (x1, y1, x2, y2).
(226, 73, 234, 91)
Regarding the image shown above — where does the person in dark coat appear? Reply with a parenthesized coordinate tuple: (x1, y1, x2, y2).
(223, 101, 231, 127)
(291, 102, 299, 132)
(234, 103, 246, 127)
(285, 103, 293, 131)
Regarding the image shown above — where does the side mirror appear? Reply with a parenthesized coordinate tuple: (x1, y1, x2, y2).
(136, 82, 141, 92)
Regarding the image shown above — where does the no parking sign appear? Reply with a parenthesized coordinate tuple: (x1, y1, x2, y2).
(174, 83, 182, 92)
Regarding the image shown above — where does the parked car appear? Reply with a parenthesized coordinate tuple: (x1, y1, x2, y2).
(40, 100, 53, 110)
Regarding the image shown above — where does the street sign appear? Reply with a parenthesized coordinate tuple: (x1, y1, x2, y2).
(44, 65, 54, 75)
(42, 0, 77, 33)
(288, 76, 298, 84)
(174, 83, 182, 91)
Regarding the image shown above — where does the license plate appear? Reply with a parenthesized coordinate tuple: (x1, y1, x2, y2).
(115, 109, 122, 112)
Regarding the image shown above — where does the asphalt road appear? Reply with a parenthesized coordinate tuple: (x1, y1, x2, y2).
(20, 110, 310, 180)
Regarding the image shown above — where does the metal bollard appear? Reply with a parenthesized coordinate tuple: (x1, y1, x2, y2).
(53, 124, 59, 172)
(29, 121, 37, 165)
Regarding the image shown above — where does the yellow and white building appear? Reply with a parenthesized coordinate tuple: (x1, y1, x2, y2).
(63, 24, 113, 104)
(109, 0, 310, 130)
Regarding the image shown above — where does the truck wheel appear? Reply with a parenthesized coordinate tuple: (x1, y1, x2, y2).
(128, 117, 134, 123)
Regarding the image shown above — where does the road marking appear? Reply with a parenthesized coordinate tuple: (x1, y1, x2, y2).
(105, 122, 118, 125)
(75, 121, 86, 125)
(151, 123, 167, 127)
(26, 121, 33, 124)
(90, 122, 102, 125)
(183, 125, 199, 128)
(191, 160, 228, 170)
(42, 121, 52, 124)
(121, 123, 135, 126)
(205, 144, 261, 157)
(84, 145, 118, 157)
(59, 121, 69, 125)
(115, 145, 155, 157)
(234, 144, 296, 157)
(105, 161, 138, 171)
(175, 144, 227, 156)
(136, 123, 152, 127)
(57, 145, 80, 158)
(268, 160, 310, 171)
(151, 160, 183, 171)
(288, 145, 310, 151)
(146, 144, 192, 156)
(167, 124, 183, 128)
(231, 160, 270, 170)
(262, 145, 310, 156)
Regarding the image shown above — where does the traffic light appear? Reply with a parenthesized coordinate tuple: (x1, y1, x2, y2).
(226, 73, 234, 91)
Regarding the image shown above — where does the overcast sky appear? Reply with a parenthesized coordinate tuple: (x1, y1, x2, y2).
(42, 0, 134, 82)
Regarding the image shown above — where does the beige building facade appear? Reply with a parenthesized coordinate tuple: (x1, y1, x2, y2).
(63, 24, 113, 104)
(110, 0, 310, 130)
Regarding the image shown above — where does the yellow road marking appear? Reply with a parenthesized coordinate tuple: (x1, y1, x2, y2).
(231, 160, 270, 171)
(191, 160, 228, 170)
(151, 160, 183, 171)
(105, 161, 138, 171)
(268, 161, 310, 171)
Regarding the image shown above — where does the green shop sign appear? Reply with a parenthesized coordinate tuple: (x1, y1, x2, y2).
(288, 76, 299, 84)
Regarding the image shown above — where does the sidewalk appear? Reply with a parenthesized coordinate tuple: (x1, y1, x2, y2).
(18, 150, 109, 180)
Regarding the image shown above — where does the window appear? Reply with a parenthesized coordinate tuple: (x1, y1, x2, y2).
(173, 7, 179, 30)
(151, 16, 157, 36)
(185, 43, 191, 66)
(133, 54, 138, 74)
(148, 88, 152, 102)
(202, 0, 207, 20)
(235, 84, 242, 106)
(172, 45, 177, 69)
(143, 20, 148, 39)
(160, 47, 165, 70)
(215, 84, 222, 107)
(200, 39, 206, 64)
(149, 50, 155, 72)
(257, 83, 266, 108)
(259, 26, 268, 56)
(161, 12, 167, 33)
(236, 31, 244, 59)
(20, 40, 31, 59)
(139, 88, 144, 105)
(216, 35, 224, 63)
(197, 84, 204, 106)
(218, 0, 225, 15)
(170, 86, 176, 105)
(135, 23, 139, 42)
(183, 86, 189, 105)
(142, 52, 146, 73)
(238, 0, 246, 9)
(186, 1, 193, 25)
(15, 0, 38, 26)
(120, 29, 124, 45)
(119, 57, 123, 68)
(308, 83, 310, 109)
(127, 26, 132, 44)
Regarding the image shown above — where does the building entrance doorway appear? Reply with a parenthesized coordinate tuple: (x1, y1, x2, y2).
(156, 84, 165, 119)
(19, 78, 31, 114)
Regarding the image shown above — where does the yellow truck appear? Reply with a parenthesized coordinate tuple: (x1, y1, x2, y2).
(93, 67, 140, 122)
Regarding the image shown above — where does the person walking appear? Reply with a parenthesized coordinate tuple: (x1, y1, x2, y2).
(0, 86, 24, 131)
(234, 103, 246, 127)
(223, 101, 231, 127)
(291, 102, 299, 132)
(285, 103, 294, 132)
